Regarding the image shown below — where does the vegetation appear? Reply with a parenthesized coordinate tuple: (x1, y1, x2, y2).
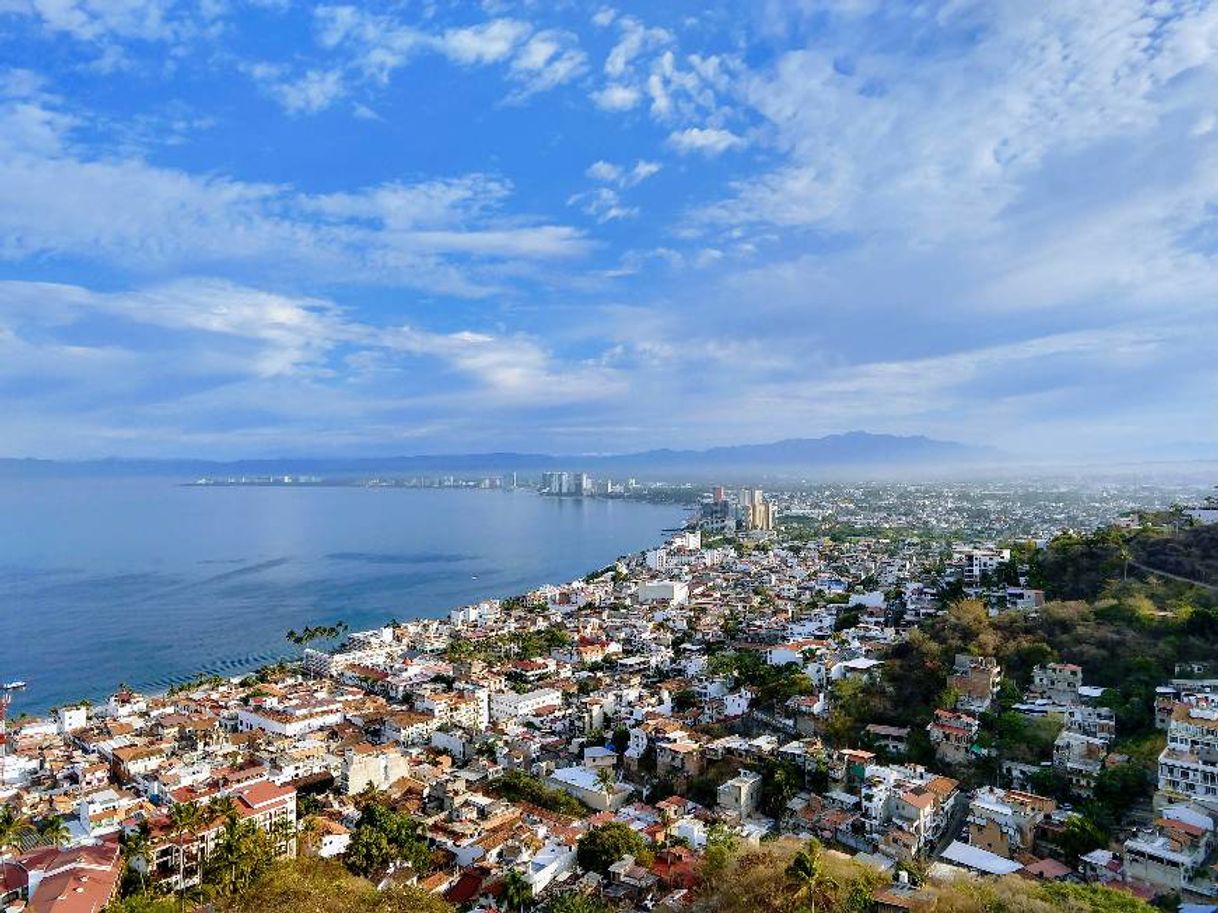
(707, 649, 817, 708)
(343, 802, 431, 879)
(0, 806, 35, 852)
(167, 674, 225, 696)
(488, 769, 589, 816)
(539, 895, 612, 913)
(446, 625, 572, 663)
(217, 858, 452, 913)
(692, 838, 1155, 913)
(285, 623, 348, 646)
(575, 821, 652, 875)
(204, 815, 283, 897)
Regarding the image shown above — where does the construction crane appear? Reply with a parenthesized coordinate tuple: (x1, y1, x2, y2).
(0, 680, 28, 766)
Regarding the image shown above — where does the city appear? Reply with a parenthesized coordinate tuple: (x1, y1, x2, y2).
(2, 486, 1217, 913)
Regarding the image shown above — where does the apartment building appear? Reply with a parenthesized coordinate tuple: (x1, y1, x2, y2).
(1157, 704, 1218, 809)
(966, 787, 1056, 858)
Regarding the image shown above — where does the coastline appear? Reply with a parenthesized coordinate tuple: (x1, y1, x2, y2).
(2, 485, 687, 718)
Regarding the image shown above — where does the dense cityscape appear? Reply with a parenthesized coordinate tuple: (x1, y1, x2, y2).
(2, 484, 1217, 913)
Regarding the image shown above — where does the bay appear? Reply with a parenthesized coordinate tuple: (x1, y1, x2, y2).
(0, 479, 685, 714)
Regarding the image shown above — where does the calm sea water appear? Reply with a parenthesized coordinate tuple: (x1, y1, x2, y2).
(0, 479, 685, 714)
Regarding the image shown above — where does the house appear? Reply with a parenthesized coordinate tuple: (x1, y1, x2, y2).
(638, 582, 689, 606)
(864, 725, 911, 756)
(341, 743, 412, 795)
(939, 840, 1023, 876)
(717, 770, 763, 820)
(313, 818, 351, 858)
(383, 710, 438, 746)
(927, 710, 980, 765)
(235, 699, 343, 738)
(1052, 730, 1109, 796)
(1030, 664, 1084, 705)
(966, 787, 1056, 858)
(949, 656, 1001, 714)
(1123, 810, 1215, 892)
(656, 740, 704, 779)
(489, 688, 564, 723)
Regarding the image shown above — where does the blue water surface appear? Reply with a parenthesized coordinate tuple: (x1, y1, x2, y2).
(0, 479, 684, 713)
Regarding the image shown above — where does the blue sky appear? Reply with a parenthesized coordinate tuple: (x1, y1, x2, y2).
(1, 0, 1216, 460)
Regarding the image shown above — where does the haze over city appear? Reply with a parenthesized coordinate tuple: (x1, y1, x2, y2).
(1, 2, 1216, 461)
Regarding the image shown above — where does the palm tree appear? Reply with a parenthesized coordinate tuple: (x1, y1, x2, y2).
(502, 868, 533, 913)
(786, 839, 831, 913)
(207, 796, 238, 825)
(0, 807, 35, 855)
(595, 766, 616, 801)
(168, 801, 202, 913)
(121, 826, 154, 894)
(269, 816, 296, 857)
(295, 816, 320, 857)
(38, 816, 72, 847)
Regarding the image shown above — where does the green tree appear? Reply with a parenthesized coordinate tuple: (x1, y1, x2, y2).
(1057, 814, 1108, 865)
(575, 822, 650, 875)
(38, 815, 71, 847)
(539, 894, 611, 913)
(168, 800, 203, 913)
(208, 796, 239, 825)
(107, 895, 179, 913)
(595, 767, 616, 801)
(206, 816, 276, 897)
(1094, 763, 1149, 824)
(786, 840, 833, 913)
(700, 823, 738, 887)
(502, 869, 533, 913)
(217, 858, 453, 913)
(120, 825, 155, 896)
(0, 807, 35, 852)
(343, 803, 429, 879)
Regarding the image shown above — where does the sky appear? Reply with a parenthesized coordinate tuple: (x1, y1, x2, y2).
(1, 0, 1217, 461)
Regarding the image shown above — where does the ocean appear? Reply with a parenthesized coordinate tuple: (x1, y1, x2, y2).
(0, 479, 685, 715)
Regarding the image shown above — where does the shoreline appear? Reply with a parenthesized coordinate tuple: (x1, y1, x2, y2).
(6, 505, 686, 720)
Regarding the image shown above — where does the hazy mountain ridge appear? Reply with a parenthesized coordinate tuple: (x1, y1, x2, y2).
(0, 432, 994, 479)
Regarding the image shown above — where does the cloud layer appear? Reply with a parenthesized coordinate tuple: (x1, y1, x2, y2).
(0, 1, 1216, 459)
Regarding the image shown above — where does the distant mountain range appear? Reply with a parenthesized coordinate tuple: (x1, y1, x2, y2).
(0, 432, 997, 479)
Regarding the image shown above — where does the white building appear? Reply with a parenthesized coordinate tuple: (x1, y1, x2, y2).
(489, 688, 564, 722)
(1158, 703, 1218, 809)
(236, 700, 343, 737)
(546, 765, 631, 811)
(637, 581, 689, 606)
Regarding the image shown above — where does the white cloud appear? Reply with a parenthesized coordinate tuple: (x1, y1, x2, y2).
(441, 18, 531, 65)
(603, 14, 670, 78)
(591, 83, 640, 110)
(568, 186, 637, 223)
(0, 276, 626, 455)
(507, 29, 587, 99)
(275, 8, 586, 113)
(1, 0, 197, 43)
(585, 158, 661, 187)
(265, 68, 346, 115)
(667, 126, 745, 156)
(0, 93, 592, 294)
